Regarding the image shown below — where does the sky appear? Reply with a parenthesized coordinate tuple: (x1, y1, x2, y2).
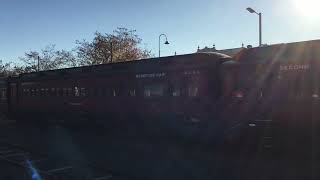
(0, 0, 320, 63)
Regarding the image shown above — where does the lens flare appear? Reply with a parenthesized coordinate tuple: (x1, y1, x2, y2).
(292, 0, 320, 21)
(26, 160, 42, 180)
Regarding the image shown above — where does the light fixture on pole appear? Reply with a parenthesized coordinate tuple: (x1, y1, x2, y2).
(246, 7, 262, 47)
(159, 34, 169, 57)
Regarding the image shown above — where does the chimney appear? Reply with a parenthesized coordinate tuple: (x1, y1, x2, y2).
(212, 44, 216, 50)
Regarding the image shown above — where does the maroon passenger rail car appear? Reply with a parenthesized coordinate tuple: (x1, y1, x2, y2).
(7, 53, 238, 138)
(229, 40, 320, 151)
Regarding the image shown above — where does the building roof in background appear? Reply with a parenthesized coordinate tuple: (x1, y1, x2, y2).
(197, 46, 246, 57)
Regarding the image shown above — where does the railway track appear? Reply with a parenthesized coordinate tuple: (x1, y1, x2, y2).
(0, 140, 128, 180)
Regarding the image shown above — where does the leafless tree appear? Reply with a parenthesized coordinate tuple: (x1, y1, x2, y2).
(20, 44, 76, 72)
(0, 60, 12, 77)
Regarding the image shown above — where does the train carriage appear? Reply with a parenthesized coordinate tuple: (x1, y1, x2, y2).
(4, 39, 320, 147)
(6, 53, 237, 139)
(232, 40, 320, 151)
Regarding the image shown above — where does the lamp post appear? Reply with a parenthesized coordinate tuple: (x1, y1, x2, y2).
(110, 41, 113, 63)
(159, 34, 169, 57)
(246, 7, 262, 47)
(37, 56, 40, 71)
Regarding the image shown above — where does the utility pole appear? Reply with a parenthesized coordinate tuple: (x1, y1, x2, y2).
(37, 56, 40, 72)
(25, 53, 40, 72)
(110, 41, 113, 63)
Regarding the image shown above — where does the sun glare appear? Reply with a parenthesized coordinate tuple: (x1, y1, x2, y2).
(293, 0, 320, 21)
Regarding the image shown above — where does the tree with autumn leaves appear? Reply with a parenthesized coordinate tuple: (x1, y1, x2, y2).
(76, 28, 151, 65)
(0, 28, 152, 76)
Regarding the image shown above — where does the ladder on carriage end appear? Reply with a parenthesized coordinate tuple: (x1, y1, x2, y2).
(251, 119, 278, 150)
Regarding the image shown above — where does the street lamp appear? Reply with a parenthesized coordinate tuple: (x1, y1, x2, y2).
(246, 7, 262, 47)
(159, 34, 169, 57)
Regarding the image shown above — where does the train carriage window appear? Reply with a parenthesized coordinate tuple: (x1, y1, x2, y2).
(55, 88, 59, 96)
(51, 88, 55, 96)
(45, 88, 49, 96)
(188, 86, 199, 97)
(144, 84, 165, 97)
(59, 88, 64, 96)
(113, 89, 117, 97)
(40, 88, 45, 96)
(63, 88, 67, 96)
(56, 88, 61, 96)
(0, 89, 4, 102)
(26, 89, 30, 96)
(129, 89, 136, 96)
(106, 88, 113, 96)
(36, 89, 40, 96)
(114, 86, 125, 97)
(172, 86, 181, 97)
(102, 87, 107, 96)
(67, 88, 73, 96)
(74, 87, 80, 97)
(1, 89, 6, 101)
(93, 87, 108, 97)
(3, 89, 6, 100)
(80, 88, 87, 96)
(312, 73, 319, 98)
(91, 88, 97, 96)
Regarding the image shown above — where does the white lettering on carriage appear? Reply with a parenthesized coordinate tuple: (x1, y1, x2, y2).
(136, 73, 166, 78)
(280, 64, 310, 71)
(21, 82, 37, 86)
(184, 70, 200, 75)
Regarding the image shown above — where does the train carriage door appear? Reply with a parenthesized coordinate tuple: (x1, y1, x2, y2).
(220, 61, 238, 98)
(220, 61, 242, 123)
(0, 87, 8, 113)
(8, 82, 18, 114)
